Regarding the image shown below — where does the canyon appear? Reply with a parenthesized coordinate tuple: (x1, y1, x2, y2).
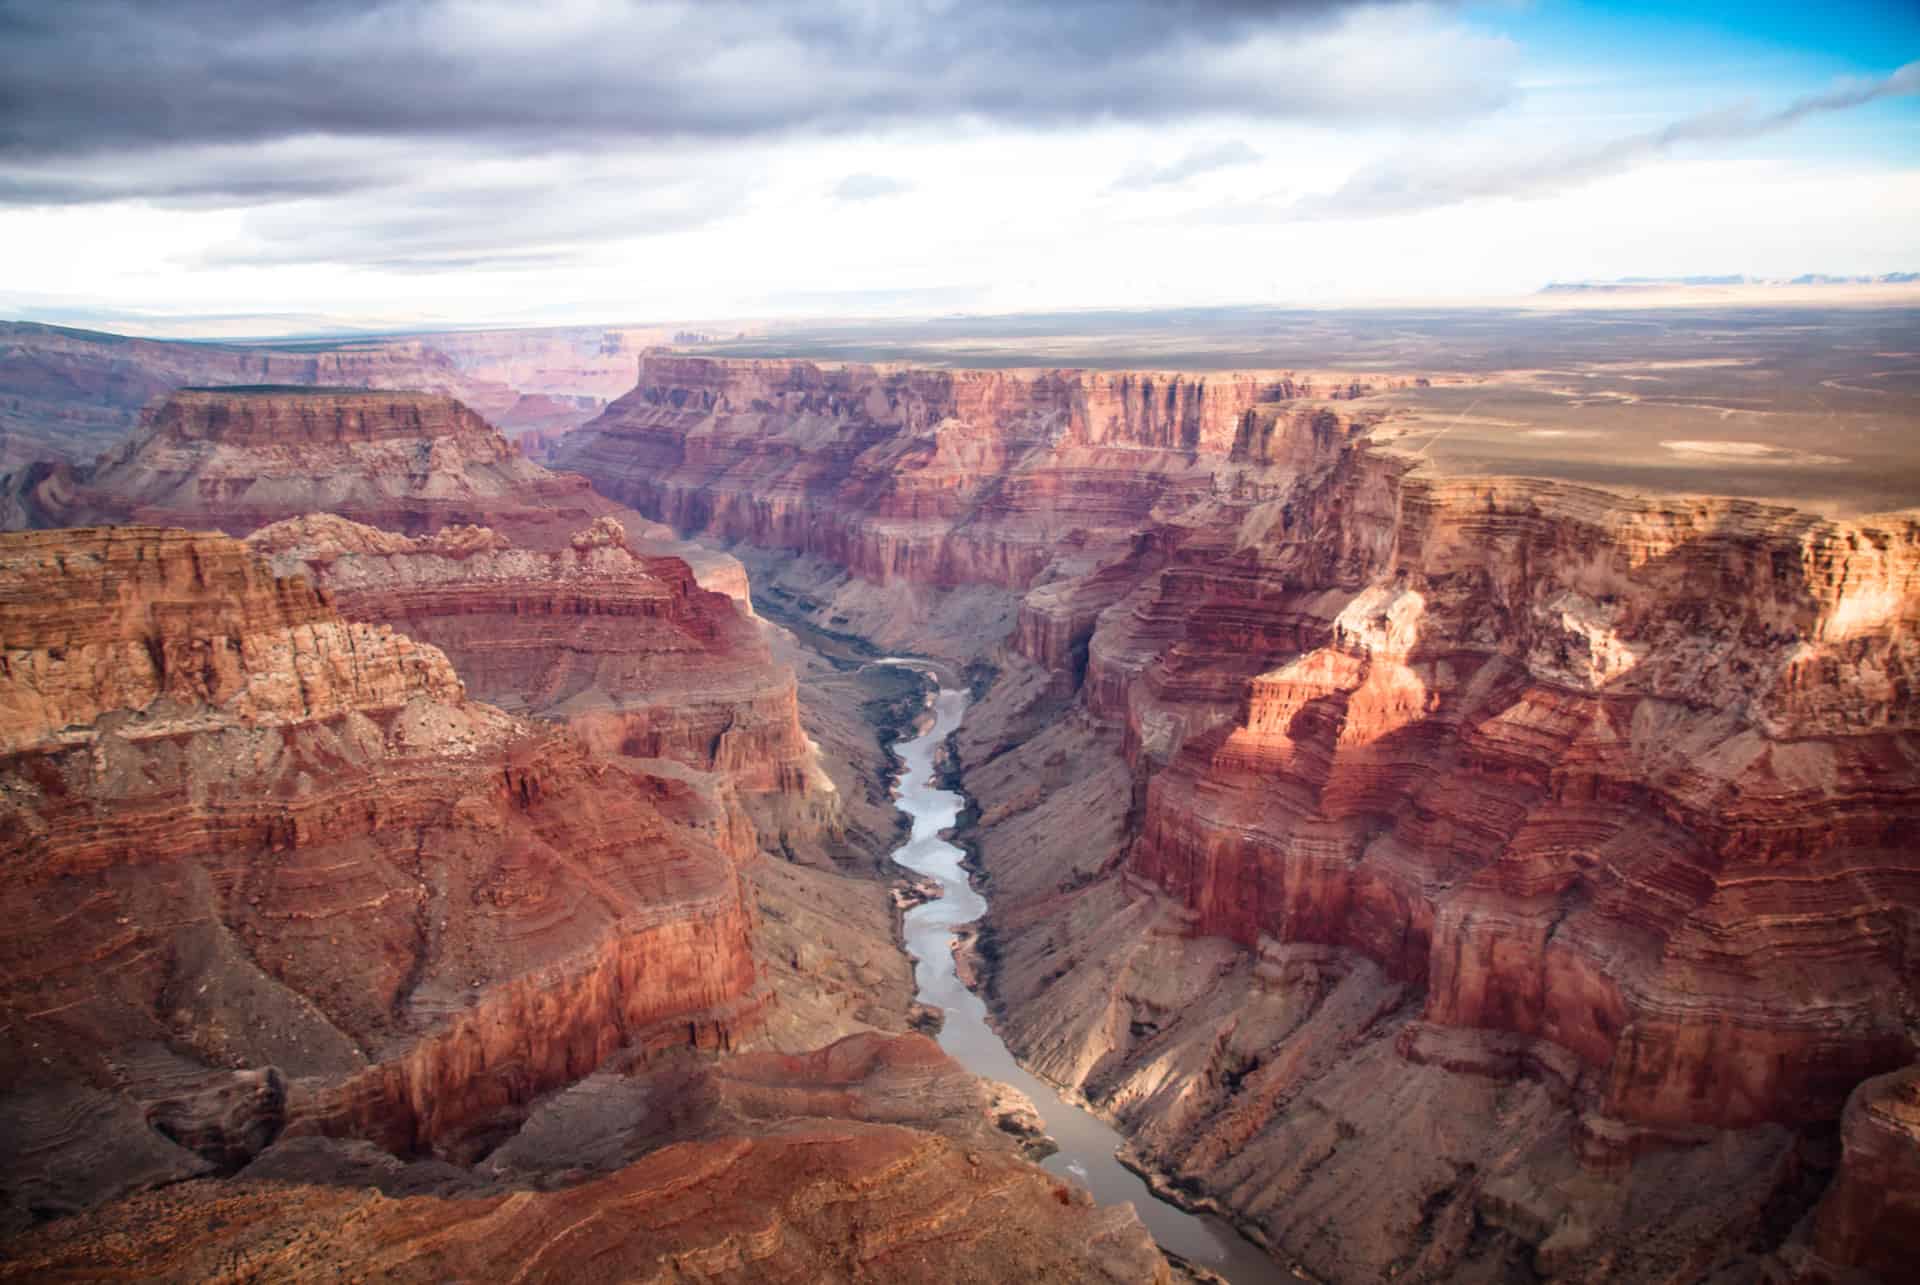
(556, 348, 1920, 1282)
(0, 382, 1171, 1279)
(0, 321, 647, 473)
(0, 318, 1914, 1281)
(0, 385, 825, 845)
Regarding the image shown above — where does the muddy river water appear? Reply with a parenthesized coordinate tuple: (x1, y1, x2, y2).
(885, 676, 1284, 1284)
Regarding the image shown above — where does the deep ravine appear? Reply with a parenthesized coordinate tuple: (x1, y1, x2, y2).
(885, 671, 1286, 1285)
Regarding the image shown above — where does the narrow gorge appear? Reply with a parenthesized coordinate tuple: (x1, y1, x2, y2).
(884, 668, 1282, 1282)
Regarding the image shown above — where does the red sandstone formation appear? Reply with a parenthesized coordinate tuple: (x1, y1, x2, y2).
(0, 526, 764, 1222)
(7, 386, 627, 548)
(554, 352, 1391, 644)
(1803, 1066, 1920, 1279)
(0, 1034, 1165, 1284)
(0, 385, 831, 845)
(245, 512, 833, 844)
(0, 384, 752, 594)
(559, 351, 1920, 1280)
(0, 321, 617, 471)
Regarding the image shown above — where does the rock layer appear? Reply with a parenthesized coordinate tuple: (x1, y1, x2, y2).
(245, 513, 832, 844)
(555, 353, 1389, 623)
(0, 321, 615, 471)
(9, 386, 622, 550)
(563, 351, 1920, 1281)
(1, 385, 832, 847)
(0, 527, 763, 1220)
(0, 1034, 1168, 1284)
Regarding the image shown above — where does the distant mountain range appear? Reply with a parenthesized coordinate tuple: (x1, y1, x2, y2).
(1542, 272, 1918, 293)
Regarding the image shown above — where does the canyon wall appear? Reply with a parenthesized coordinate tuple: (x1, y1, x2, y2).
(555, 352, 1382, 606)
(246, 512, 833, 842)
(0, 321, 616, 471)
(5, 387, 622, 550)
(561, 351, 1920, 1281)
(0, 527, 762, 1201)
(0, 386, 831, 850)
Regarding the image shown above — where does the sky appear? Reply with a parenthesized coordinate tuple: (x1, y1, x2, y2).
(0, 0, 1915, 336)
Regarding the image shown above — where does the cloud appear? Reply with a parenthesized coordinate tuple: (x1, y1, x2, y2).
(0, 0, 1512, 272)
(197, 156, 752, 273)
(1110, 139, 1263, 190)
(833, 173, 912, 201)
(1282, 59, 1920, 221)
(0, 2, 1507, 185)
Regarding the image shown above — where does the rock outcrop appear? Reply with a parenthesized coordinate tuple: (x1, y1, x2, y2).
(246, 512, 834, 844)
(8, 386, 625, 550)
(555, 352, 1394, 653)
(0, 526, 764, 1223)
(562, 351, 1920, 1280)
(1106, 465, 1920, 1128)
(0, 385, 834, 848)
(0, 321, 615, 471)
(2, 383, 750, 593)
(1802, 1065, 1920, 1280)
(0, 1034, 1167, 1283)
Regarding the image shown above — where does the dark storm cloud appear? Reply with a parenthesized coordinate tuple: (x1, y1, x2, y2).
(1281, 59, 1920, 220)
(0, 0, 1488, 197)
(0, 0, 1514, 273)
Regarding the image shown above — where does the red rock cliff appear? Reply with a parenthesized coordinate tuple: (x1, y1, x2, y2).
(17, 387, 618, 550)
(555, 351, 1384, 595)
(0, 321, 611, 471)
(245, 513, 834, 845)
(1116, 458, 1920, 1130)
(0, 527, 762, 1198)
(1, 386, 832, 848)
(562, 350, 1920, 1279)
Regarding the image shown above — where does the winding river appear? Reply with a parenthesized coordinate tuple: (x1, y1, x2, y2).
(884, 672, 1284, 1284)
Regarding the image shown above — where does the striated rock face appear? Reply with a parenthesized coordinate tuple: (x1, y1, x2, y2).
(0, 527, 763, 1218)
(0, 1034, 1168, 1284)
(0, 525, 462, 754)
(8, 386, 624, 551)
(0, 321, 615, 471)
(1116, 465, 1920, 1132)
(968, 454, 1920, 1278)
(0, 384, 834, 847)
(1805, 1065, 1920, 1279)
(556, 352, 1387, 614)
(567, 351, 1920, 1279)
(0, 383, 752, 597)
(245, 513, 833, 843)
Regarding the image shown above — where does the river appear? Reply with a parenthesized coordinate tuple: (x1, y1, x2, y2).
(884, 673, 1285, 1284)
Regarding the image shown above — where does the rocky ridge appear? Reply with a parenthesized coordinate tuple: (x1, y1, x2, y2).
(0, 386, 830, 850)
(555, 351, 1397, 653)
(0, 1033, 1166, 1283)
(0, 321, 614, 471)
(0, 522, 1171, 1281)
(5, 386, 628, 552)
(246, 512, 834, 847)
(0, 526, 763, 1222)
